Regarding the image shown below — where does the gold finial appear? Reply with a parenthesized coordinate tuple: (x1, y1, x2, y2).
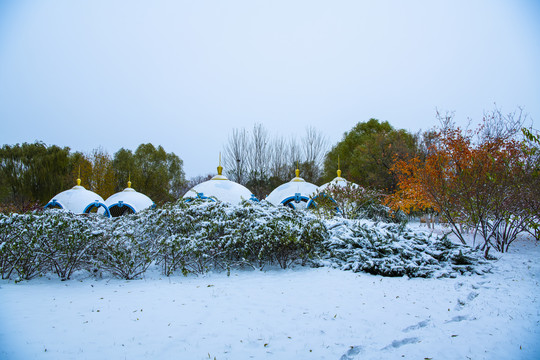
(127, 172, 131, 188)
(337, 155, 342, 178)
(295, 161, 300, 178)
(77, 165, 81, 186)
(217, 153, 223, 176)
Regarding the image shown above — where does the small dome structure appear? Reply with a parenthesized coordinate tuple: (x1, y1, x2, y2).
(317, 170, 349, 192)
(266, 168, 318, 209)
(307, 165, 360, 209)
(44, 178, 110, 217)
(182, 157, 258, 204)
(105, 180, 154, 217)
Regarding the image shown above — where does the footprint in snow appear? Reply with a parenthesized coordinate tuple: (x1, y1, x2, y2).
(381, 337, 420, 350)
(467, 291, 479, 301)
(339, 345, 364, 360)
(445, 315, 469, 323)
(402, 319, 430, 332)
(455, 291, 479, 310)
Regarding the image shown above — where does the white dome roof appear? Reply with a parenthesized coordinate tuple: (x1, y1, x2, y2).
(265, 172, 318, 209)
(183, 174, 257, 204)
(307, 171, 361, 209)
(318, 176, 349, 192)
(105, 186, 154, 216)
(45, 184, 110, 217)
(317, 174, 360, 192)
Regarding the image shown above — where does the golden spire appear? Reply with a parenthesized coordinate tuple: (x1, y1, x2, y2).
(217, 153, 223, 176)
(291, 161, 305, 182)
(77, 165, 81, 186)
(127, 172, 132, 188)
(337, 155, 342, 178)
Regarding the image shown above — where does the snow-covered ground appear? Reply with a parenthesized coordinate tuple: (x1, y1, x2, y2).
(1, 231, 539, 360)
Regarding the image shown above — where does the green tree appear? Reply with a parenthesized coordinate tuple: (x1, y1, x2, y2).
(112, 148, 136, 192)
(323, 119, 417, 191)
(88, 147, 115, 199)
(113, 144, 185, 204)
(167, 152, 185, 199)
(68, 152, 93, 188)
(0, 142, 71, 211)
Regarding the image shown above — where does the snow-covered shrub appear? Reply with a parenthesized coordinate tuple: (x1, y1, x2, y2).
(95, 213, 159, 280)
(150, 202, 195, 276)
(151, 200, 327, 273)
(38, 210, 104, 280)
(0, 213, 24, 279)
(0, 200, 493, 281)
(0, 213, 49, 280)
(311, 184, 406, 223)
(319, 219, 490, 277)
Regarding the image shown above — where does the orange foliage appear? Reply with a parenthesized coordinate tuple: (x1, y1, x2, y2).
(387, 125, 531, 246)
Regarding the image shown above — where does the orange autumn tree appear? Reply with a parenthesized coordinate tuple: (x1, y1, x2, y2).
(388, 114, 534, 253)
(388, 127, 472, 244)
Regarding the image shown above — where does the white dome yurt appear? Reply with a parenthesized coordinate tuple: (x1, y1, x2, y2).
(307, 166, 361, 209)
(266, 168, 318, 209)
(105, 180, 154, 217)
(182, 159, 258, 204)
(44, 178, 110, 217)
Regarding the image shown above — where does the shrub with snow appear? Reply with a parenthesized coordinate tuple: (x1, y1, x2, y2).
(318, 219, 491, 277)
(0, 201, 490, 281)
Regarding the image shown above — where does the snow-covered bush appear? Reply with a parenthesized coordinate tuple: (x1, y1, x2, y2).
(319, 219, 490, 277)
(311, 183, 406, 223)
(152, 200, 327, 273)
(0, 214, 20, 279)
(38, 210, 103, 280)
(0, 213, 49, 280)
(95, 212, 159, 280)
(0, 200, 493, 281)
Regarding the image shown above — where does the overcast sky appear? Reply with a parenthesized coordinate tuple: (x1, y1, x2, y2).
(0, 0, 538, 178)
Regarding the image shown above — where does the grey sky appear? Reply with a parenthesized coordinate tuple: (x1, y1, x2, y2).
(0, 0, 538, 178)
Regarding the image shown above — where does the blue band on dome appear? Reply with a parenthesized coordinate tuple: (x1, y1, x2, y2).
(83, 202, 111, 217)
(280, 195, 309, 209)
(108, 202, 136, 214)
(44, 199, 63, 210)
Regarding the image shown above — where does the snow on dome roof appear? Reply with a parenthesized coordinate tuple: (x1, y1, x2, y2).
(317, 173, 360, 193)
(182, 159, 258, 204)
(105, 181, 154, 217)
(317, 176, 349, 192)
(265, 168, 318, 209)
(306, 169, 360, 209)
(44, 179, 110, 217)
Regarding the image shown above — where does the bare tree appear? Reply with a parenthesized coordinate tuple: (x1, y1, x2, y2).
(224, 128, 248, 184)
(221, 124, 328, 189)
(247, 124, 270, 183)
(269, 135, 289, 182)
(302, 126, 328, 179)
(288, 137, 302, 171)
(478, 106, 526, 143)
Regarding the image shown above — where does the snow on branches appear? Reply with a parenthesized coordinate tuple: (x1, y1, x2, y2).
(0, 200, 490, 281)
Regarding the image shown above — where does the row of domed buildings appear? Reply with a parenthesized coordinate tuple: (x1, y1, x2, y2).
(44, 159, 355, 217)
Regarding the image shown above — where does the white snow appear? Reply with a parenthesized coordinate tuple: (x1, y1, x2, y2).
(1, 229, 538, 360)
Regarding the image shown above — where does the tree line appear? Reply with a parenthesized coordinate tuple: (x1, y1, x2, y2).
(0, 143, 185, 212)
(2, 107, 538, 255)
(221, 120, 420, 199)
(222, 124, 329, 199)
